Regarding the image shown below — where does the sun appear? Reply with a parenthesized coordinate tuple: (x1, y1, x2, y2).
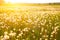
(4, 0, 21, 3)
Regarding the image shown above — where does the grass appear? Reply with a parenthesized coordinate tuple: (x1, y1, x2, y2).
(0, 4, 60, 40)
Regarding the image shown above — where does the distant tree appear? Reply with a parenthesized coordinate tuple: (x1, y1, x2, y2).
(48, 3, 60, 5)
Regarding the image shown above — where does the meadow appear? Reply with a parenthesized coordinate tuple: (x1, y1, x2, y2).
(0, 4, 60, 40)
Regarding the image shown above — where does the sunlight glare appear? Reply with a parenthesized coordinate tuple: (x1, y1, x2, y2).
(4, 0, 60, 3)
(4, 0, 21, 3)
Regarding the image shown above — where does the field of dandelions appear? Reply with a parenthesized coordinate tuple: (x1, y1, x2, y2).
(0, 5, 60, 40)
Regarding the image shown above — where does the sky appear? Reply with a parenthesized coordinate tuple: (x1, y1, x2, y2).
(0, 0, 60, 4)
(13, 0, 60, 3)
